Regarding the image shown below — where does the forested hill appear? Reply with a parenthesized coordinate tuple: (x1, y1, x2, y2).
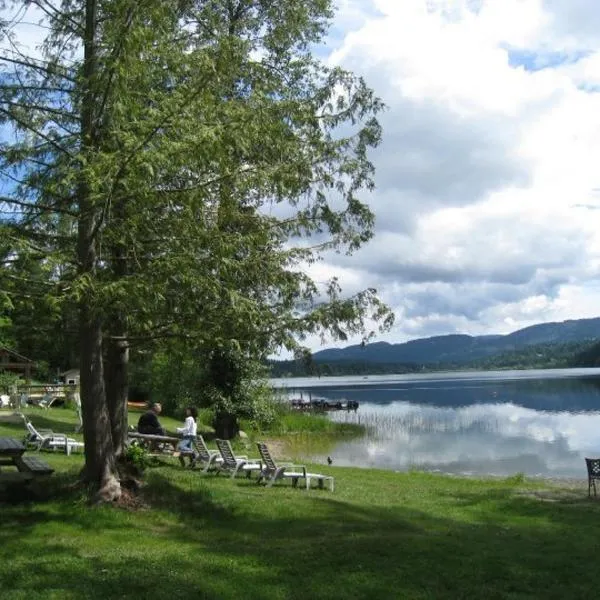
(270, 317, 600, 376)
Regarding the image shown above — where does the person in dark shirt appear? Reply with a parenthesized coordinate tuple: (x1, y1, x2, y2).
(137, 402, 165, 435)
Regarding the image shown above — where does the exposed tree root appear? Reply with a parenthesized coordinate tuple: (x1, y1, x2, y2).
(93, 473, 122, 504)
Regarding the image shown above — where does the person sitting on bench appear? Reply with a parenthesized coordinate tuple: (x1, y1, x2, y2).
(137, 402, 166, 436)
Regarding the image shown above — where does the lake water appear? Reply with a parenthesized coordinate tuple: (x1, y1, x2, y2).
(271, 368, 600, 478)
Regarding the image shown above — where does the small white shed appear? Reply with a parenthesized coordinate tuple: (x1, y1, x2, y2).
(61, 369, 80, 385)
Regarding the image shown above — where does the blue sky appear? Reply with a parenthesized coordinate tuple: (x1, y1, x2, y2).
(506, 48, 589, 71)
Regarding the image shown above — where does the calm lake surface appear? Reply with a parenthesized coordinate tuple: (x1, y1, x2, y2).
(271, 368, 600, 478)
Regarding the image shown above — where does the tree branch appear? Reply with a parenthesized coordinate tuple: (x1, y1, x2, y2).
(0, 195, 78, 217)
(29, 0, 84, 36)
(0, 54, 76, 82)
(0, 107, 74, 157)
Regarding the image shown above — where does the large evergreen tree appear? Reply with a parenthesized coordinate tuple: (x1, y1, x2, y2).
(0, 0, 393, 500)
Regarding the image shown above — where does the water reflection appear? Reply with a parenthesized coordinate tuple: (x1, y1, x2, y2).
(285, 376, 600, 412)
(279, 371, 600, 478)
(324, 402, 600, 477)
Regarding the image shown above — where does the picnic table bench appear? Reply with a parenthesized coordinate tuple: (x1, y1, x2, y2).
(0, 437, 54, 484)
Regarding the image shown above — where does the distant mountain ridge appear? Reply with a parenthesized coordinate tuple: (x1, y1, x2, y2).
(311, 317, 600, 365)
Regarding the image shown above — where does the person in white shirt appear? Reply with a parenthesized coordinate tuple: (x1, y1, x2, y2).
(176, 406, 198, 467)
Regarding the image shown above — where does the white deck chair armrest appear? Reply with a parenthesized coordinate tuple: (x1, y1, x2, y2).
(283, 464, 306, 472)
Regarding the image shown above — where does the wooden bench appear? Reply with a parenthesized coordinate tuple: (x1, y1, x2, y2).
(0, 455, 54, 484)
(17, 455, 54, 475)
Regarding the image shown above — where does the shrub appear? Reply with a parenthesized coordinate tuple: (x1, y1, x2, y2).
(124, 444, 151, 472)
(0, 371, 21, 394)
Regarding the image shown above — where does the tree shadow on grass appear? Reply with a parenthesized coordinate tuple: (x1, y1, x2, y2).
(2, 474, 600, 599)
(130, 475, 600, 599)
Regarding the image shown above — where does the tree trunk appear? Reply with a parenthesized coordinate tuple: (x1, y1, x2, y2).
(213, 412, 240, 440)
(105, 335, 129, 458)
(79, 309, 120, 502)
(76, 0, 120, 502)
(104, 178, 130, 458)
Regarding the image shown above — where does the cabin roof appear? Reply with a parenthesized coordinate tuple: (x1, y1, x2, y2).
(0, 346, 34, 364)
(61, 368, 80, 375)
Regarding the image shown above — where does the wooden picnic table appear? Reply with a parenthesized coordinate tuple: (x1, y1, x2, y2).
(0, 436, 54, 484)
(127, 432, 181, 454)
(0, 436, 25, 459)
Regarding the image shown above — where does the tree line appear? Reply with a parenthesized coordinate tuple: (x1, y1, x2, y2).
(269, 339, 600, 377)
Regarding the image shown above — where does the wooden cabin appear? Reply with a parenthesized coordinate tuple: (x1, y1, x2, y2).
(0, 347, 33, 380)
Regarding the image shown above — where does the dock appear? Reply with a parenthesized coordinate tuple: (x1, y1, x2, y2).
(290, 398, 359, 412)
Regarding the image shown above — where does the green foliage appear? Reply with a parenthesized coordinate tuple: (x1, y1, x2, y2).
(1, 0, 393, 359)
(143, 349, 208, 416)
(0, 290, 13, 348)
(195, 408, 215, 431)
(124, 443, 151, 472)
(471, 340, 599, 371)
(238, 398, 365, 436)
(0, 370, 21, 393)
(199, 344, 279, 426)
(504, 472, 526, 485)
(573, 340, 600, 367)
(263, 410, 364, 436)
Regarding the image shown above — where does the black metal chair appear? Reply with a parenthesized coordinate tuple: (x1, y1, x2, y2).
(585, 458, 600, 497)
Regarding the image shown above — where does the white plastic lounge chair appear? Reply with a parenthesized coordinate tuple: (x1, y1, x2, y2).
(23, 419, 84, 456)
(39, 392, 60, 409)
(256, 442, 308, 488)
(215, 439, 263, 479)
(177, 435, 223, 472)
(193, 435, 223, 472)
(256, 442, 334, 491)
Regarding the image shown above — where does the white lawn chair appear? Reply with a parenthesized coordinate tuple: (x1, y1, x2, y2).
(23, 419, 84, 456)
(38, 392, 59, 409)
(215, 439, 263, 479)
(256, 442, 307, 488)
(256, 442, 335, 491)
(189, 435, 223, 472)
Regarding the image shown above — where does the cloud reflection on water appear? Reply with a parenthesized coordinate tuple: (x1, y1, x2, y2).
(323, 401, 600, 477)
(274, 369, 600, 478)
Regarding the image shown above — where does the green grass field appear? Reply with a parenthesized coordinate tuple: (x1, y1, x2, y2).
(1, 406, 599, 599)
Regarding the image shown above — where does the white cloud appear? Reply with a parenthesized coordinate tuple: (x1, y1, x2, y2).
(301, 0, 600, 351)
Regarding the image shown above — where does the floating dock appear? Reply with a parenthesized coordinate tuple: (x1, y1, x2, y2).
(290, 398, 359, 412)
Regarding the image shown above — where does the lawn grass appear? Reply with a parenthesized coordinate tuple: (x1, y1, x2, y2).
(1, 407, 599, 599)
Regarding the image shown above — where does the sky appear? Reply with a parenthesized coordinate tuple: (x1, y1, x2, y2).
(302, 0, 600, 352)
(3, 1, 600, 354)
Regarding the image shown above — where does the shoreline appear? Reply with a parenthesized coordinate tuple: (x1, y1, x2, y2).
(439, 470, 587, 490)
